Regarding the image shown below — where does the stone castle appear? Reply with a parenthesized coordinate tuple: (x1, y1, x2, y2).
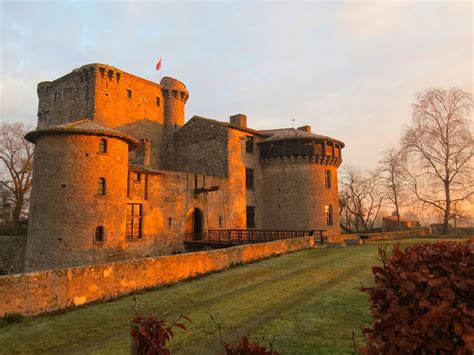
(24, 64, 344, 271)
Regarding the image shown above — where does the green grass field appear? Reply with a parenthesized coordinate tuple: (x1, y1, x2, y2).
(0, 237, 466, 354)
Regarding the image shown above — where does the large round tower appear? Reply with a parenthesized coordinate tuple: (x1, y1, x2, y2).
(24, 120, 138, 271)
(259, 127, 344, 236)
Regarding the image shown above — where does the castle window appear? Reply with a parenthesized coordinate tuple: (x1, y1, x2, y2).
(126, 203, 142, 239)
(99, 139, 107, 153)
(246, 136, 254, 153)
(168, 217, 172, 228)
(219, 216, 223, 228)
(325, 170, 331, 189)
(245, 168, 254, 190)
(127, 89, 132, 99)
(135, 172, 141, 182)
(95, 226, 104, 242)
(325, 205, 333, 226)
(246, 206, 256, 228)
(172, 90, 178, 98)
(156, 97, 160, 106)
(97, 178, 106, 195)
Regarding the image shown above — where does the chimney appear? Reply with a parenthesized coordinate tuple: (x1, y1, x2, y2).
(297, 125, 311, 133)
(229, 114, 247, 128)
(137, 139, 151, 166)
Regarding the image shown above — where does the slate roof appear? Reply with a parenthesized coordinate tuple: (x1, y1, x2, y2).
(25, 119, 140, 147)
(259, 128, 345, 147)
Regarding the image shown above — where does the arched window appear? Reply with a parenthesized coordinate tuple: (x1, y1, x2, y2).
(95, 226, 104, 242)
(99, 139, 107, 153)
(98, 178, 106, 195)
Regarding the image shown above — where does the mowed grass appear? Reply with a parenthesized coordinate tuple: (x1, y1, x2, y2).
(0, 237, 465, 354)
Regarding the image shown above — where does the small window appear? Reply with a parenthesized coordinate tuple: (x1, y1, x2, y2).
(168, 217, 172, 228)
(325, 205, 333, 226)
(127, 89, 132, 99)
(246, 168, 254, 190)
(99, 139, 107, 153)
(95, 226, 104, 242)
(325, 170, 331, 189)
(135, 173, 141, 182)
(98, 178, 106, 195)
(246, 206, 256, 228)
(246, 136, 254, 153)
(126, 203, 142, 238)
(156, 97, 160, 106)
(219, 216, 223, 228)
(172, 90, 178, 98)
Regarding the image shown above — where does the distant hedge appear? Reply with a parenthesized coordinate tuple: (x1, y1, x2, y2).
(359, 241, 473, 354)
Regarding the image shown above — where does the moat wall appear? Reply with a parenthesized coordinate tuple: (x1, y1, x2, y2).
(0, 237, 315, 316)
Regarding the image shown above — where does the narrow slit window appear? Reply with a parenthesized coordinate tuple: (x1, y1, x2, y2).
(156, 97, 160, 106)
(246, 136, 254, 153)
(127, 89, 132, 99)
(325, 205, 333, 226)
(99, 139, 107, 153)
(325, 170, 331, 189)
(95, 226, 104, 242)
(246, 206, 256, 228)
(98, 178, 106, 195)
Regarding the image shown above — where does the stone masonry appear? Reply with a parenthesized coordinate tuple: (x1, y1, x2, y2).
(24, 63, 345, 271)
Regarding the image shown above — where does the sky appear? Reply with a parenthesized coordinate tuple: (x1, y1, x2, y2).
(0, 0, 472, 169)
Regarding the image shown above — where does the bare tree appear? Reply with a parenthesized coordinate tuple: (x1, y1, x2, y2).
(401, 88, 473, 235)
(0, 122, 34, 225)
(339, 166, 386, 233)
(378, 147, 407, 231)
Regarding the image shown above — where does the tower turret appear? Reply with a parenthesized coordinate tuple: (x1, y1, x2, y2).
(160, 76, 189, 130)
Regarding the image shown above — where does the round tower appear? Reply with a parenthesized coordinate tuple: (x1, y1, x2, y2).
(160, 76, 189, 130)
(24, 120, 138, 271)
(259, 128, 344, 237)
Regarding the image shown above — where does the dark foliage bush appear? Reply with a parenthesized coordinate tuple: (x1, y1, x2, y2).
(222, 335, 279, 355)
(130, 314, 190, 355)
(359, 241, 473, 354)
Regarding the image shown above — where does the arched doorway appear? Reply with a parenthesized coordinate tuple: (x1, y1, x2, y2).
(193, 208, 203, 240)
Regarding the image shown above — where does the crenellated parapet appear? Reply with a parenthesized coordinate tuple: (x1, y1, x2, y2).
(259, 154, 342, 168)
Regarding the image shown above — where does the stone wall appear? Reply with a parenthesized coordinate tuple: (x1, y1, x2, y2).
(0, 237, 315, 316)
(0, 235, 27, 275)
(331, 228, 427, 243)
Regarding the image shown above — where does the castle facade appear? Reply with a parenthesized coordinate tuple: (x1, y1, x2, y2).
(24, 64, 344, 271)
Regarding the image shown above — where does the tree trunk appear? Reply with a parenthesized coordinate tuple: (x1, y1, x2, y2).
(442, 180, 450, 235)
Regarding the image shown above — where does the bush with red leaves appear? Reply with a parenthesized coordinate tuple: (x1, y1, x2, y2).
(222, 335, 279, 355)
(359, 241, 474, 354)
(130, 314, 190, 355)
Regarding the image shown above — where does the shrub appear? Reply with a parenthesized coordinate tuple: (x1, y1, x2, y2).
(211, 315, 279, 355)
(222, 335, 279, 355)
(130, 314, 190, 355)
(359, 241, 473, 354)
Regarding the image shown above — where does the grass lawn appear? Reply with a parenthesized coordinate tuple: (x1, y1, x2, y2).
(0, 237, 466, 354)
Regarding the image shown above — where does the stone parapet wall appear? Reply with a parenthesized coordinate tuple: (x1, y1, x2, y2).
(0, 237, 315, 316)
(0, 235, 27, 275)
(330, 228, 427, 243)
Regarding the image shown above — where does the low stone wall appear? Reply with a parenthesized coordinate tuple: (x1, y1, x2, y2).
(0, 235, 27, 275)
(0, 236, 315, 316)
(331, 228, 427, 243)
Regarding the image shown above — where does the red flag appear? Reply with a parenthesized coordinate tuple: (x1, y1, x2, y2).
(155, 58, 162, 71)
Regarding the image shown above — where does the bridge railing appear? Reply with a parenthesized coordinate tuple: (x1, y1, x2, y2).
(185, 229, 326, 245)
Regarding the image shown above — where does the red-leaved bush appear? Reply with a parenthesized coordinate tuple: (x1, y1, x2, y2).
(222, 335, 279, 355)
(359, 241, 474, 354)
(130, 314, 190, 355)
